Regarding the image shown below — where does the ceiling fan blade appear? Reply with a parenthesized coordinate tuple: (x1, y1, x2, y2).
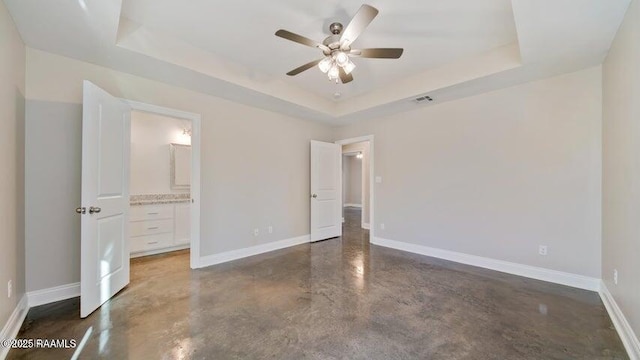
(350, 48, 404, 59)
(339, 67, 353, 84)
(286, 59, 322, 76)
(275, 30, 330, 52)
(340, 5, 379, 48)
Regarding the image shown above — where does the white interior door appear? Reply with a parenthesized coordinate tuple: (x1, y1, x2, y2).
(80, 81, 131, 318)
(310, 140, 342, 241)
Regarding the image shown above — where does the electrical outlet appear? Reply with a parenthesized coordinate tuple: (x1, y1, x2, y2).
(7, 280, 12, 298)
(253, 228, 259, 237)
(380, 223, 385, 230)
(614, 269, 618, 285)
(538, 245, 548, 256)
(268, 226, 273, 234)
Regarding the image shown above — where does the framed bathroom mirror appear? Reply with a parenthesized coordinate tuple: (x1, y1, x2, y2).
(170, 143, 191, 190)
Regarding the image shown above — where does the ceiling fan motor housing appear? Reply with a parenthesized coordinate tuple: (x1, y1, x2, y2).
(323, 23, 345, 51)
(329, 22, 343, 35)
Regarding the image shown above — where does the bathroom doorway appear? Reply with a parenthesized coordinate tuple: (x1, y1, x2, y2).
(126, 101, 201, 269)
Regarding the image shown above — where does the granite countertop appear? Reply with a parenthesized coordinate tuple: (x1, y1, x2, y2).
(130, 193, 191, 206)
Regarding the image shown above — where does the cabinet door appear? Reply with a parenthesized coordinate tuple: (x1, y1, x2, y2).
(130, 219, 174, 237)
(130, 234, 174, 253)
(174, 202, 191, 246)
(130, 204, 174, 221)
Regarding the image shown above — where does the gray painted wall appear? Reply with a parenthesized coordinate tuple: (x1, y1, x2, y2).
(344, 156, 362, 205)
(602, 0, 640, 339)
(0, 0, 26, 331)
(335, 67, 603, 278)
(25, 101, 82, 291)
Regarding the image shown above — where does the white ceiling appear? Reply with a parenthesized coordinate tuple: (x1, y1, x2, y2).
(3, 0, 631, 125)
(121, 0, 517, 101)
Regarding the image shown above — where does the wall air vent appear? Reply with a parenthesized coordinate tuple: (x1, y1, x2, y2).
(414, 95, 434, 103)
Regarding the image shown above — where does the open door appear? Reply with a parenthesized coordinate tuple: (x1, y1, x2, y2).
(310, 140, 342, 241)
(79, 81, 131, 318)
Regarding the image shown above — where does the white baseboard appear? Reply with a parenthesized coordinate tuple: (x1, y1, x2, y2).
(198, 235, 310, 268)
(27, 283, 80, 308)
(362, 223, 370, 230)
(600, 282, 640, 360)
(344, 204, 362, 208)
(371, 237, 600, 291)
(130, 244, 190, 258)
(0, 295, 28, 359)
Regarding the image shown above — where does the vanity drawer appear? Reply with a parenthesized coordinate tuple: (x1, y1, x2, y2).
(130, 205, 174, 222)
(130, 219, 173, 237)
(130, 233, 173, 253)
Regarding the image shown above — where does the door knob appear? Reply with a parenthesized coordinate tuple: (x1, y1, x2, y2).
(89, 206, 101, 214)
(311, 194, 318, 198)
(75, 207, 86, 214)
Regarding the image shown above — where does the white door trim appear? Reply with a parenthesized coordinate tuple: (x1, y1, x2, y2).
(123, 100, 202, 269)
(336, 135, 374, 238)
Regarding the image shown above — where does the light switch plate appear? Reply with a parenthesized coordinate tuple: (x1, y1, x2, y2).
(375, 176, 382, 184)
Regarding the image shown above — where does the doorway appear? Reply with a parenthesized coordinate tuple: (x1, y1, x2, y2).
(80, 82, 201, 318)
(336, 136, 374, 236)
(125, 100, 201, 269)
(342, 149, 367, 229)
(128, 110, 193, 262)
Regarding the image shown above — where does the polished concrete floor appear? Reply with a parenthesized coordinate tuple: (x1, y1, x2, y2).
(8, 208, 627, 359)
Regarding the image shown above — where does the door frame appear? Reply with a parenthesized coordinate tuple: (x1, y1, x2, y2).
(123, 100, 202, 269)
(335, 135, 374, 238)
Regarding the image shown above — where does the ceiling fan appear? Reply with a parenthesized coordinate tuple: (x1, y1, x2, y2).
(275, 4, 403, 84)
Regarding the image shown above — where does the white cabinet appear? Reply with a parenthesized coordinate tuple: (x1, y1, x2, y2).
(129, 202, 190, 257)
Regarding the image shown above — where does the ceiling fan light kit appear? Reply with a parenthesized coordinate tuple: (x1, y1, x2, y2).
(275, 4, 404, 84)
(320, 51, 356, 83)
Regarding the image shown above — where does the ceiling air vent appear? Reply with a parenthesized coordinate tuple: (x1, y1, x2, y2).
(414, 95, 434, 103)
